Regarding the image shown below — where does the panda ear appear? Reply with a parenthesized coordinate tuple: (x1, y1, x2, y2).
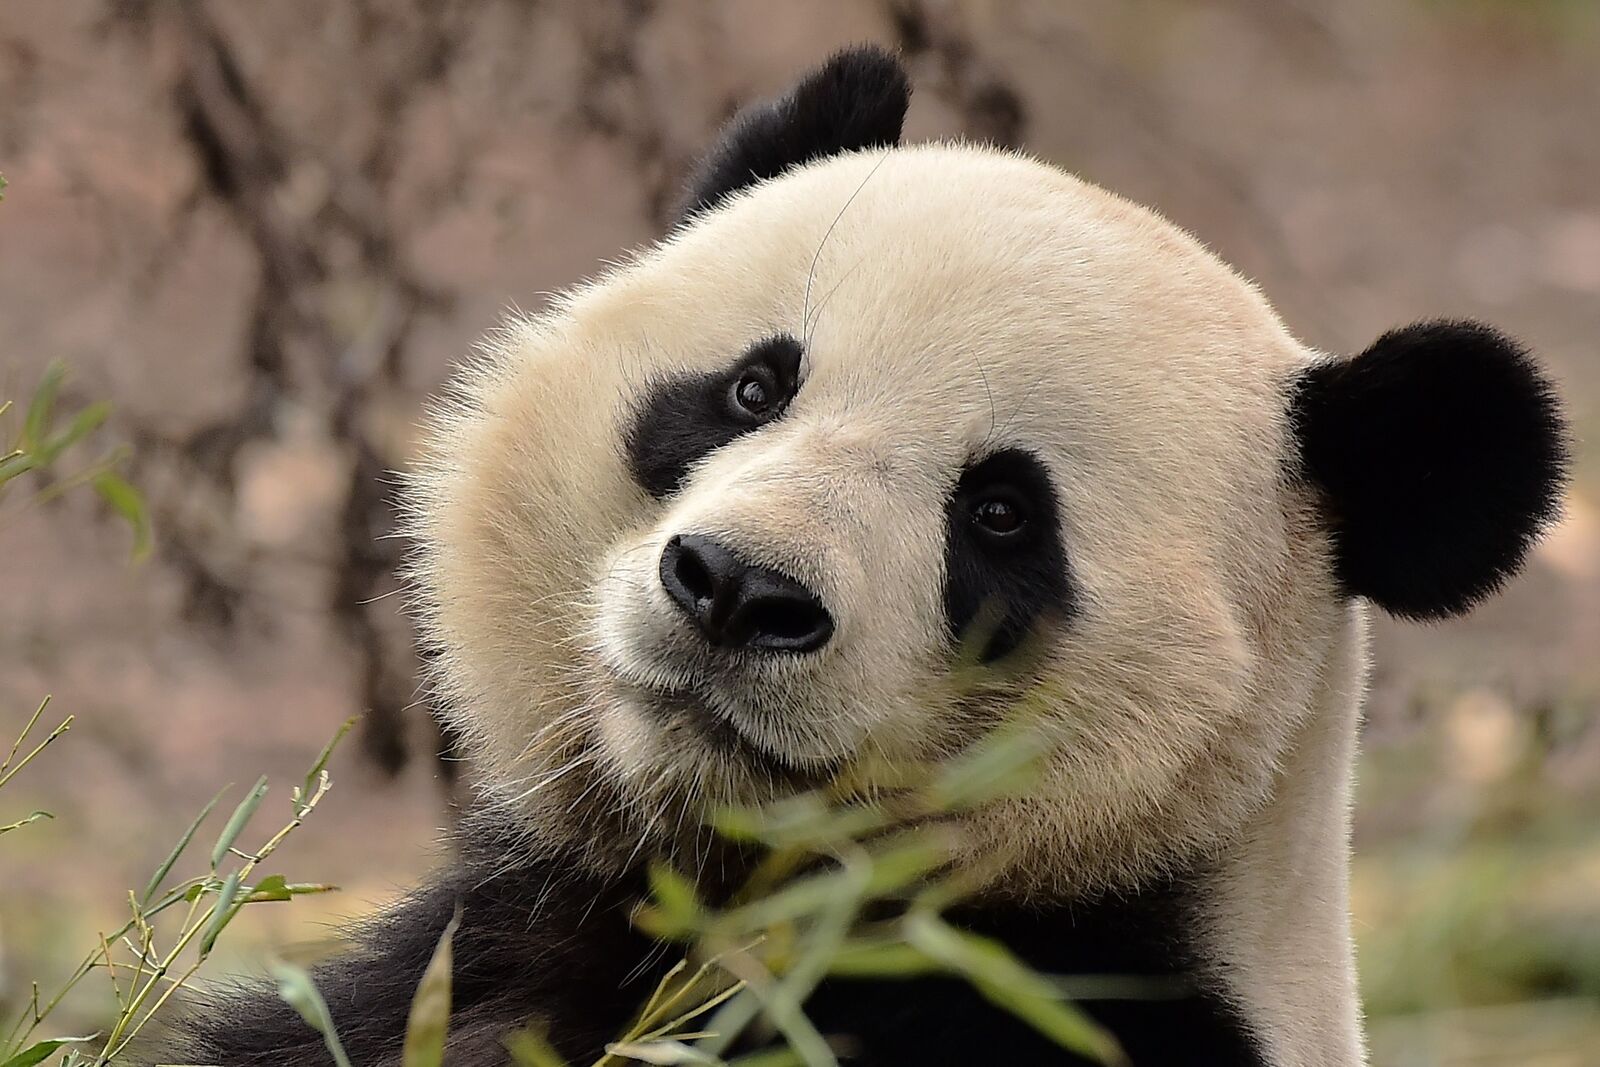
(1290, 320, 1568, 620)
(676, 44, 910, 223)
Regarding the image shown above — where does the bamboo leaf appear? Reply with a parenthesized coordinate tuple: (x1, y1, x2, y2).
(38, 401, 110, 464)
(903, 912, 1125, 1065)
(2, 1041, 68, 1067)
(198, 870, 242, 957)
(299, 718, 355, 813)
(90, 470, 151, 561)
(605, 1040, 724, 1064)
(210, 777, 268, 868)
(502, 1027, 570, 1067)
(711, 795, 885, 850)
(1, 1036, 95, 1067)
(270, 960, 354, 1067)
(647, 863, 704, 937)
(923, 720, 1049, 811)
(22, 363, 65, 453)
(0, 451, 38, 487)
(400, 912, 460, 1067)
(711, 832, 946, 938)
(239, 875, 338, 904)
(825, 939, 939, 978)
(141, 787, 227, 905)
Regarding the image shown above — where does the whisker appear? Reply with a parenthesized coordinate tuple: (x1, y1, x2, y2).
(801, 151, 891, 336)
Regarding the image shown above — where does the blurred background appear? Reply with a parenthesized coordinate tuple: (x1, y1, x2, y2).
(1, 2, 1597, 1063)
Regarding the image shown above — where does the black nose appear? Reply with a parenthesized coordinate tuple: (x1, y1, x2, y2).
(659, 534, 834, 653)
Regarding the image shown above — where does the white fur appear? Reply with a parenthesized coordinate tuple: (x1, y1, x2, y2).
(404, 143, 1368, 1064)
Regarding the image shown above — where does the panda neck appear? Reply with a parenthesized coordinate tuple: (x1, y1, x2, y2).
(935, 606, 1368, 1067)
(1188, 602, 1369, 1067)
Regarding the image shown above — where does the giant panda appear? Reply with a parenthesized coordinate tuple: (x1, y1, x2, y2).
(172, 45, 1568, 1067)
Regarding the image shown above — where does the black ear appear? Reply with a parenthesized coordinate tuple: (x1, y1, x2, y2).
(676, 45, 910, 223)
(1290, 320, 1568, 620)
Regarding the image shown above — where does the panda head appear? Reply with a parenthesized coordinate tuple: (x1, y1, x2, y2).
(408, 47, 1566, 889)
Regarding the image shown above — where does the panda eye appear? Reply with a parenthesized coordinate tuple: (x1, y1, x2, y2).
(732, 372, 775, 417)
(971, 494, 1027, 536)
(626, 334, 804, 499)
(943, 449, 1072, 662)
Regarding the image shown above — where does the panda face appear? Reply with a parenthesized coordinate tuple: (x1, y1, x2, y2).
(408, 51, 1561, 892)
(410, 144, 1349, 887)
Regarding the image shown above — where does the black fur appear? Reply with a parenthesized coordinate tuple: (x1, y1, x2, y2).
(1290, 320, 1568, 619)
(677, 45, 910, 222)
(806, 876, 1267, 1066)
(626, 334, 804, 498)
(166, 836, 1263, 1066)
(164, 831, 665, 1066)
(944, 449, 1075, 660)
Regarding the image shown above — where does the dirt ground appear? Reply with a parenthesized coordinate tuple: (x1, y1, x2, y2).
(2, 2, 1598, 1063)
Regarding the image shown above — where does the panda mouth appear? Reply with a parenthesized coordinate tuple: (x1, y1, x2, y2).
(616, 679, 833, 781)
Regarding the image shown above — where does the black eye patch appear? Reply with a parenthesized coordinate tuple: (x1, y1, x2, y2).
(626, 335, 804, 499)
(944, 449, 1075, 662)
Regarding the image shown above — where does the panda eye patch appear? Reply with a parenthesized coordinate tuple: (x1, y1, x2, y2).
(944, 449, 1074, 661)
(626, 334, 804, 498)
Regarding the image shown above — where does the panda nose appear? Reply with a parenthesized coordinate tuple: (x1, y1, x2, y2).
(659, 534, 834, 654)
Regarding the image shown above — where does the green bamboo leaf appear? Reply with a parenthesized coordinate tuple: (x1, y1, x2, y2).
(237, 875, 339, 904)
(825, 938, 940, 978)
(136, 877, 206, 917)
(246, 874, 292, 902)
(756, 859, 868, 1067)
(270, 960, 354, 1067)
(857, 829, 955, 895)
(904, 912, 1125, 1065)
(503, 1027, 570, 1067)
(710, 832, 947, 939)
(0, 451, 38, 487)
(711, 794, 885, 849)
(198, 870, 243, 957)
(924, 721, 1049, 811)
(299, 718, 355, 813)
(710, 866, 857, 936)
(605, 1039, 724, 1064)
(22, 363, 65, 452)
(648, 862, 704, 935)
(210, 776, 268, 868)
(141, 786, 227, 905)
(2, 1040, 68, 1067)
(1, 1036, 95, 1067)
(90, 470, 151, 561)
(401, 912, 460, 1067)
(38, 401, 110, 464)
